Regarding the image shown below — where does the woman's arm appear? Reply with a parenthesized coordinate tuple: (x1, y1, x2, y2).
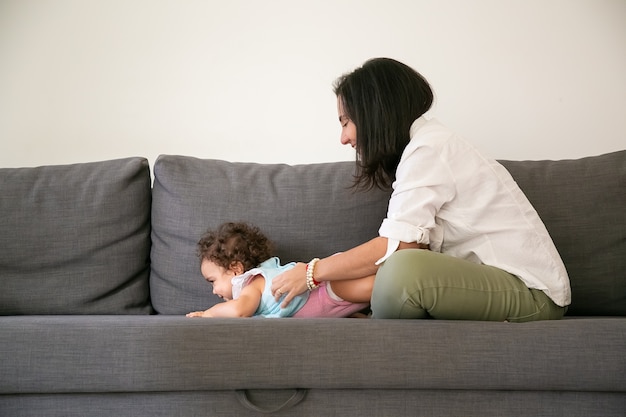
(186, 275, 265, 318)
(316, 236, 388, 281)
(271, 237, 421, 308)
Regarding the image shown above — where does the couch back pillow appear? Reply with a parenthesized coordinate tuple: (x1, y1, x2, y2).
(500, 150, 625, 316)
(151, 151, 625, 316)
(150, 155, 390, 314)
(0, 158, 152, 315)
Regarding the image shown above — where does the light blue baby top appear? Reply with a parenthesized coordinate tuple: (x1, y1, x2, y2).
(231, 257, 309, 318)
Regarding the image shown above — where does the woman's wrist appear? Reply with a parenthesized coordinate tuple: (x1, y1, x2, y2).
(306, 258, 321, 291)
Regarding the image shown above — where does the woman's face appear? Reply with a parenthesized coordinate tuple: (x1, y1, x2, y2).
(200, 259, 238, 301)
(337, 97, 357, 149)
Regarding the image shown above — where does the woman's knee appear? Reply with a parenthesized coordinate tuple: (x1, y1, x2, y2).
(371, 249, 434, 318)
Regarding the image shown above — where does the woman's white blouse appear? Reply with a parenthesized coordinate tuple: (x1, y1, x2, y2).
(377, 117, 571, 307)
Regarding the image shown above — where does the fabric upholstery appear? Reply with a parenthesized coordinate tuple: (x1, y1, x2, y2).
(1, 151, 625, 417)
(2, 390, 625, 417)
(151, 152, 626, 316)
(150, 155, 390, 314)
(1, 316, 624, 393)
(0, 158, 152, 314)
(500, 150, 626, 315)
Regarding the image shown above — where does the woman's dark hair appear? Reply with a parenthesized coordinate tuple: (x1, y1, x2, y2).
(197, 222, 273, 271)
(333, 58, 434, 190)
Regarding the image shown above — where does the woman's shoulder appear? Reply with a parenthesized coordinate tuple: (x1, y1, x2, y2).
(407, 117, 491, 162)
(409, 117, 465, 147)
(400, 117, 461, 165)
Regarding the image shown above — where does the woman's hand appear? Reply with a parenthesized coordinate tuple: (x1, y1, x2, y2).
(271, 262, 308, 308)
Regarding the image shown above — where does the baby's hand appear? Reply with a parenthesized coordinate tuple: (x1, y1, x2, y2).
(186, 310, 212, 318)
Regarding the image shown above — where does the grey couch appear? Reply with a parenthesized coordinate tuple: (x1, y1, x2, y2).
(1, 150, 625, 417)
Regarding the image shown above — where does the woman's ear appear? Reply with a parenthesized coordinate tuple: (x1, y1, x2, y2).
(229, 261, 245, 276)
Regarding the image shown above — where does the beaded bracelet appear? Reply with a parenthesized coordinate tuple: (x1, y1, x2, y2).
(306, 258, 321, 291)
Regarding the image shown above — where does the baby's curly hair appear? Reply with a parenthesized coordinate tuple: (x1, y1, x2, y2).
(197, 222, 274, 272)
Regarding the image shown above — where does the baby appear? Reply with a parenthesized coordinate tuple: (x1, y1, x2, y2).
(186, 222, 370, 318)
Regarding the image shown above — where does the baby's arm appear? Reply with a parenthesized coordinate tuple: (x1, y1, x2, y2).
(186, 275, 265, 318)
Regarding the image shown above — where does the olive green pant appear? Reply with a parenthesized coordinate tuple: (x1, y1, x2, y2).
(371, 249, 566, 322)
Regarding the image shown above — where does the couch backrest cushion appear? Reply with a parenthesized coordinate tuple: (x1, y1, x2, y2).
(150, 155, 390, 314)
(500, 150, 626, 316)
(0, 158, 153, 315)
(151, 151, 625, 317)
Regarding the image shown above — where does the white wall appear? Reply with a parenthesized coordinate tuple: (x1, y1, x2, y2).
(1, 0, 624, 169)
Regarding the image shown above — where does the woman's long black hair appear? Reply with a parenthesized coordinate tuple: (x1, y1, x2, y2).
(333, 58, 434, 190)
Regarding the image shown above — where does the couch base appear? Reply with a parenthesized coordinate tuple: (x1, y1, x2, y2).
(2, 389, 625, 417)
(2, 316, 625, 416)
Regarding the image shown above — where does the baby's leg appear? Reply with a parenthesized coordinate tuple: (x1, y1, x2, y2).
(292, 282, 369, 318)
(329, 276, 375, 303)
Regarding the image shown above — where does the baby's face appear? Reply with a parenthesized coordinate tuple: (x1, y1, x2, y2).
(200, 259, 237, 300)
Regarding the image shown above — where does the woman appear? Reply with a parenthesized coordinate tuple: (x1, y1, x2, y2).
(271, 57, 570, 321)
